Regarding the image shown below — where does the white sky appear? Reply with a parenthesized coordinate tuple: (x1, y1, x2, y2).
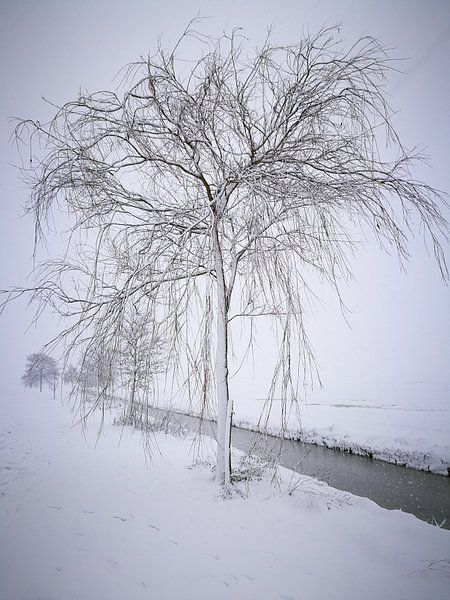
(0, 0, 449, 402)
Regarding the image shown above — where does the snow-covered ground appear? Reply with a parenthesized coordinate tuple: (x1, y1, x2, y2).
(159, 379, 450, 475)
(234, 384, 450, 475)
(1, 389, 450, 600)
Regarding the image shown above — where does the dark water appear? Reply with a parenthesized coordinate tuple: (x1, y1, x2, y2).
(150, 407, 450, 529)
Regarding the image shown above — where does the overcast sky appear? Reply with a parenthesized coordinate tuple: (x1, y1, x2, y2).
(0, 0, 449, 402)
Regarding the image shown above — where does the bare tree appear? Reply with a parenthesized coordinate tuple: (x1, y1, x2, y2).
(62, 363, 79, 386)
(4, 25, 448, 486)
(21, 352, 59, 397)
(78, 341, 116, 401)
(118, 304, 165, 418)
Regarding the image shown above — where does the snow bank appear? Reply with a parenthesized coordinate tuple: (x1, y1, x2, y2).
(158, 379, 450, 475)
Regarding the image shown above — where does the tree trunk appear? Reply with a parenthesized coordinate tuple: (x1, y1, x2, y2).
(127, 366, 137, 421)
(39, 370, 42, 392)
(212, 218, 232, 486)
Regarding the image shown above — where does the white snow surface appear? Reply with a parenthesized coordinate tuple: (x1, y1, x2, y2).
(161, 379, 450, 474)
(1, 389, 450, 600)
(234, 394, 450, 475)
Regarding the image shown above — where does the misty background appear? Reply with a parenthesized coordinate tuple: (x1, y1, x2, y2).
(0, 0, 448, 409)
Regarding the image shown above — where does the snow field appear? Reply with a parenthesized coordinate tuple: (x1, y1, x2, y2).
(160, 379, 450, 474)
(1, 389, 449, 600)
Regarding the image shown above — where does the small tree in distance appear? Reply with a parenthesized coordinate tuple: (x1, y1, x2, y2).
(63, 364, 79, 386)
(118, 304, 165, 418)
(4, 23, 448, 487)
(22, 353, 59, 397)
(78, 342, 116, 400)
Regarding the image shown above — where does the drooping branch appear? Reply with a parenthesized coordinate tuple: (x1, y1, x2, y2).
(3, 23, 448, 484)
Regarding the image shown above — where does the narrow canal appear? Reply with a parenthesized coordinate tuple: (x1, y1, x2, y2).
(149, 407, 450, 529)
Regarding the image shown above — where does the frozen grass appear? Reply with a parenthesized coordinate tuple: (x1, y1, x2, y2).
(1, 388, 450, 600)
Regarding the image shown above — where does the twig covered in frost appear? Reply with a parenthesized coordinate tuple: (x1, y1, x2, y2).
(2, 21, 448, 486)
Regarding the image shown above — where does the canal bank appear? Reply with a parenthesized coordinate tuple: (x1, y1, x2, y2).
(147, 407, 450, 529)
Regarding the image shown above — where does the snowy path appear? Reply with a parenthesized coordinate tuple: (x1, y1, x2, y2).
(1, 390, 450, 600)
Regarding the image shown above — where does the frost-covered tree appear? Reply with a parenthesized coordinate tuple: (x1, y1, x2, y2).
(62, 364, 79, 386)
(118, 304, 165, 414)
(3, 24, 448, 486)
(78, 342, 116, 400)
(21, 352, 59, 396)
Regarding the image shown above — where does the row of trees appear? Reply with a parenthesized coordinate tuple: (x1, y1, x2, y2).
(21, 353, 78, 398)
(22, 308, 164, 402)
(4, 24, 448, 487)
